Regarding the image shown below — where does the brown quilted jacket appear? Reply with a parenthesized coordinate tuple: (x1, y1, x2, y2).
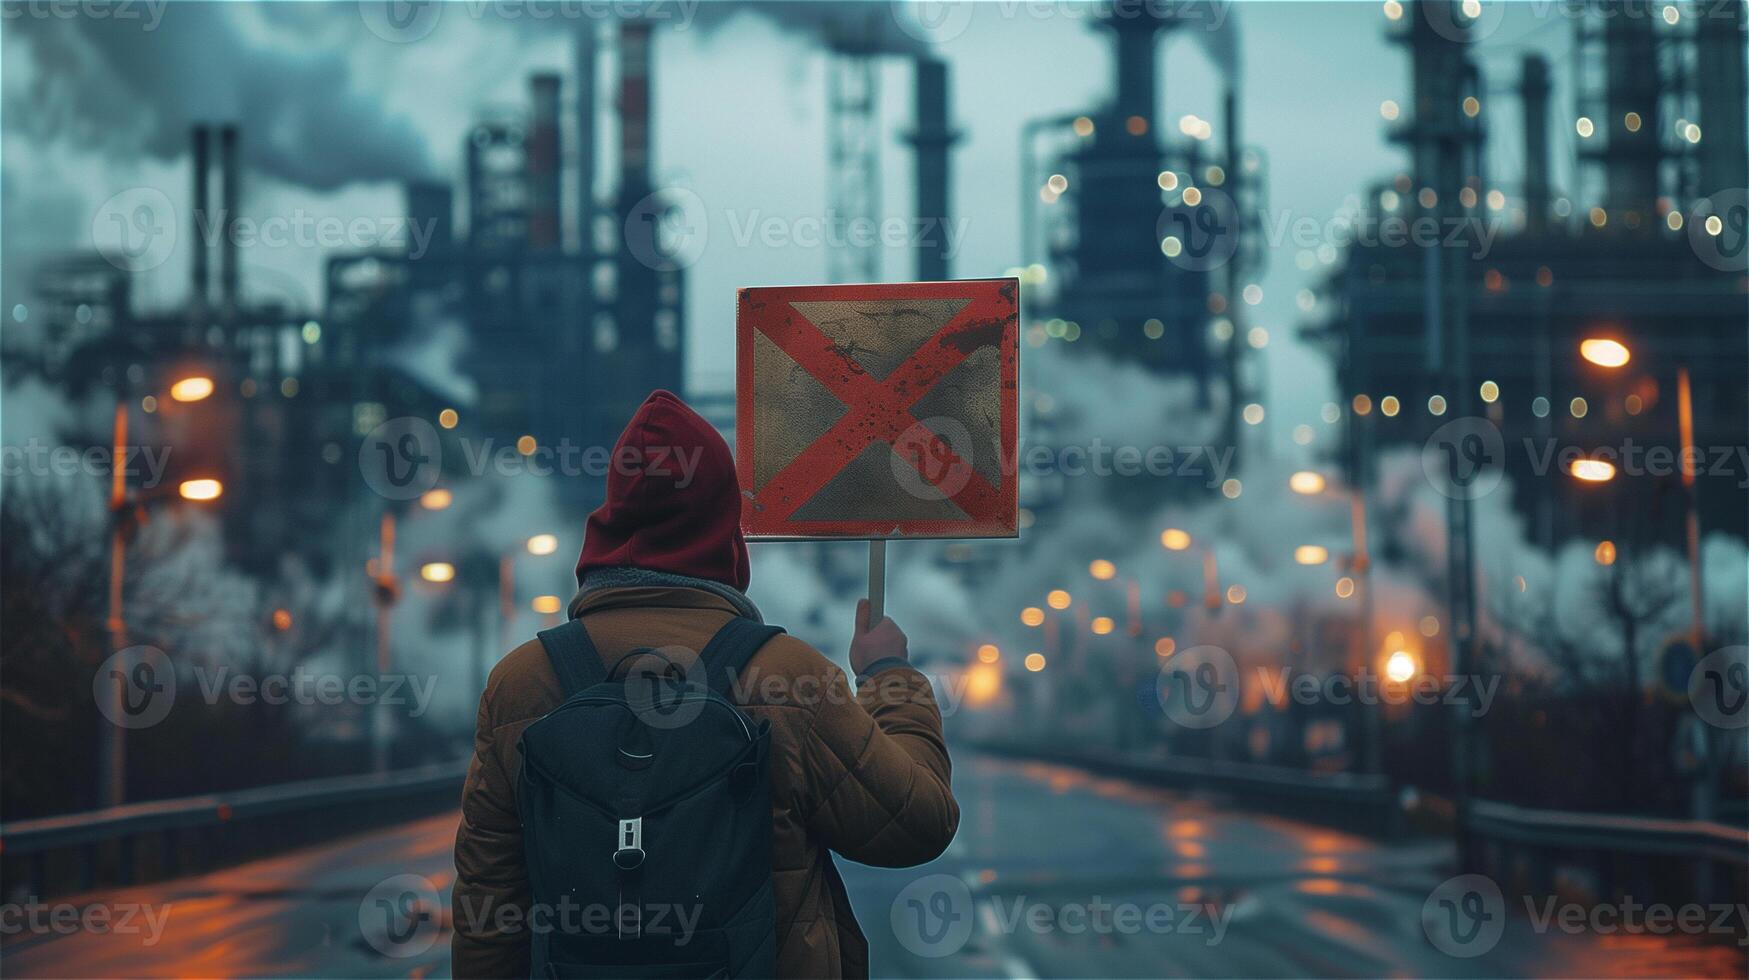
(451, 585, 960, 978)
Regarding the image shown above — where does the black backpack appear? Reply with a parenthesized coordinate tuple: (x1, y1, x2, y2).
(518, 616, 785, 979)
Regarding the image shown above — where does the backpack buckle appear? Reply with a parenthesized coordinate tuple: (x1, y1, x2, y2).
(613, 817, 645, 870)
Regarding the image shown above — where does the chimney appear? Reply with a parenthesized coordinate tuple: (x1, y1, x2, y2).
(576, 26, 597, 255)
(1600, 5, 1661, 224)
(405, 181, 454, 258)
(1107, 12, 1166, 131)
(527, 73, 562, 251)
(218, 124, 240, 312)
(1696, 0, 1747, 197)
(190, 124, 210, 312)
(618, 20, 651, 196)
(906, 58, 959, 282)
(1520, 54, 1552, 234)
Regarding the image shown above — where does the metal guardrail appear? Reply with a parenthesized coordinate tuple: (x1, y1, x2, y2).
(1467, 797, 1749, 867)
(972, 740, 1402, 835)
(0, 760, 467, 896)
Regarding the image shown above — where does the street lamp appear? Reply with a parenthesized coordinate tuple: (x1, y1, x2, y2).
(526, 533, 559, 556)
(1384, 649, 1418, 684)
(1579, 337, 1631, 368)
(1160, 528, 1192, 551)
(168, 375, 214, 403)
(177, 478, 224, 502)
(420, 561, 456, 583)
(1569, 458, 1617, 483)
(100, 372, 218, 807)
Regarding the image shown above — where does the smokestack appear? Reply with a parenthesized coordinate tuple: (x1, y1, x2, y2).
(527, 73, 562, 251)
(619, 20, 651, 195)
(219, 124, 240, 312)
(1600, 5, 1661, 224)
(405, 181, 454, 258)
(1520, 54, 1552, 234)
(907, 58, 959, 282)
(1696, 0, 1747, 197)
(576, 26, 597, 255)
(1108, 13, 1166, 130)
(190, 124, 210, 312)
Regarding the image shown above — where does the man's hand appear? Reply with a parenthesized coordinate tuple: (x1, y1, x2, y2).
(849, 598, 909, 677)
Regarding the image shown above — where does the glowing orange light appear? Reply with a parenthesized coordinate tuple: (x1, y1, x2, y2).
(1580, 338, 1631, 368)
(977, 643, 1000, 663)
(1594, 540, 1617, 566)
(1091, 616, 1115, 635)
(420, 488, 452, 510)
(1160, 528, 1192, 551)
(1570, 459, 1617, 482)
(1384, 650, 1417, 684)
(531, 594, 562, 614)
(169, 376, 214, 403)
(1294, 545, 1329, 565)
(1289, 471, 1327, 495)
(1155, 637, 1176, 657)
(420, 562, 456, 584)
(1024, 653, 1047, 672)
(1089, 559, 1116, 580)
(178, 478, 223, 501)
(1046, 589, 1072, 610)
(271, 608, 293, 631)
(526, 533, 559, 556)
(1021, 607, 1045, 627)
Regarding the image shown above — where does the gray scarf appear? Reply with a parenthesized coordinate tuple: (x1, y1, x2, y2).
(569, 567, 763, 622)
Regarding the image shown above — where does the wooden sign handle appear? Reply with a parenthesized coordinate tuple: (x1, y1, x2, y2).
(867, 540, 887, 623)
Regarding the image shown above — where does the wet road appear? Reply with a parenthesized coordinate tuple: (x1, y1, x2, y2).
(4, 751, 1741, 978)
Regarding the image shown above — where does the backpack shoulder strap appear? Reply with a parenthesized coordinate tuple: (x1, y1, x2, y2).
(535, 618, 609, 698)
(698, 617, 785, 700)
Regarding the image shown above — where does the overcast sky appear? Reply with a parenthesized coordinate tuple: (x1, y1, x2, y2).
(4, 0, 1589, 451)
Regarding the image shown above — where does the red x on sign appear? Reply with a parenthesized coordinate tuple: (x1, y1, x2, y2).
(736, 279, 1019, 540)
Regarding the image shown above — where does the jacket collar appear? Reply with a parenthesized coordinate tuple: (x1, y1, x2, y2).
(569, 584, 744, 620)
